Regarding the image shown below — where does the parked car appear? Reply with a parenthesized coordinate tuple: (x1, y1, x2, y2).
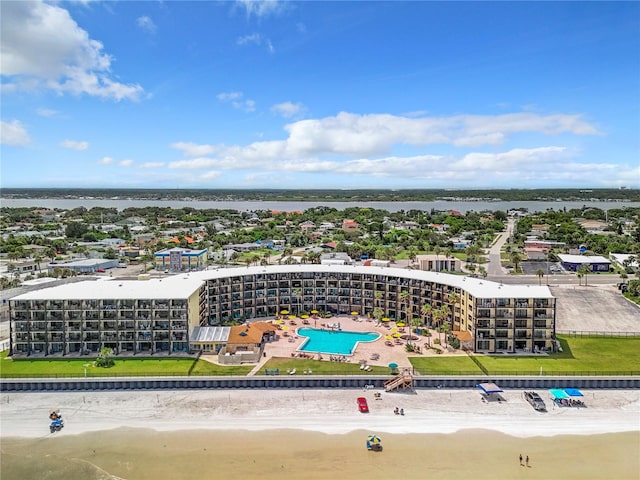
(96, 269, 106, 273)
(357, 397, 369, 413)
(524, 391, 547, 412)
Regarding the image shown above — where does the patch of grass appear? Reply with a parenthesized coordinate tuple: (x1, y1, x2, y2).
(262, 357, 391, 375)
(410, 355, 482, 375)
(0, 351, 252, 378)
(412, 336, 640, 375)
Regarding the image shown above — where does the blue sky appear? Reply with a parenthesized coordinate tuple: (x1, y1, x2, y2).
(1, 1, 638, 189)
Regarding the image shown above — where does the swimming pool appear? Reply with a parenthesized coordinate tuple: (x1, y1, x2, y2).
(297, 327, 380, 355)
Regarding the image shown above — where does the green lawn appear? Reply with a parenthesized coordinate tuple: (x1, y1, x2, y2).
(3, 336, 638, 378)
(0, 351, 252, 378)
(410, 336, 640, 375)
(409, 355, 482, 375)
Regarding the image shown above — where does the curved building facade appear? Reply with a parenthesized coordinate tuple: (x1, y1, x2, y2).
(9, 265, 555, 357)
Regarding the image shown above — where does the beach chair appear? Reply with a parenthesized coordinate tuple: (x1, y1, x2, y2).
(289, 368, 296, 375)
(307, 368, 312, 374)
(364, 365, 372, 372)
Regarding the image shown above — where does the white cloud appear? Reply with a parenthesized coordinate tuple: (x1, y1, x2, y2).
(237, 34, 275, 54)
(237, 33, 262, 46)
(236, 0, 286, 18)
(136, 16, 156, 33)
(97, 156, 114, 165)
(216, 91, 243, 102)
(166, 111, 610, 185)
(138, 162, 165, 168)
(60, 139, 89, 150)
(36, 108, 59, 117)
(119, 159, 133, 167)
(216, 91, 256, 112)
(0, 120, 31, 146)
(1, 1, 144, 101)
(171, 142, 217, 157)
(200, 171, 222, 181)
(271, 101, 305, 118)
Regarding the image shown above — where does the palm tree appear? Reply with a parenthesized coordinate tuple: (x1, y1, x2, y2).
(420, 303, 433, 330)
(372, 307, 384, 324)
(438, 305, 451, 346)
(399, 290, 409, 321)
(446, 291, 460, 329)
(577, 264, 590, 286)
(535, 268, 545, 286)
(292, 288, 302, 315)
(478, 266, 487, 279)
(510, 251, 523, 273)
(433, 245, 441, 271)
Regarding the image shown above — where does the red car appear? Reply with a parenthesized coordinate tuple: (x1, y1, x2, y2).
(96, 269, 106, 273)
(357, 397, 369, 413)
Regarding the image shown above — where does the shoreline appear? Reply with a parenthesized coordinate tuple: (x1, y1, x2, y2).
(2, 389, 639, 479)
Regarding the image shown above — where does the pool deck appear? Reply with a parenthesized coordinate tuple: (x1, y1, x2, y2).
(243, 315, 467, 375)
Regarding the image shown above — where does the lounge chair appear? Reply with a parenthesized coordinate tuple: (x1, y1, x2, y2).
(360, 364, 366, 370)
(289, 368, 296, 375)
(364, 365, 372, 372)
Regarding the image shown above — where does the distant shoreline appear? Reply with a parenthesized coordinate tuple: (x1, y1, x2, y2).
(1, 187, 639, 203)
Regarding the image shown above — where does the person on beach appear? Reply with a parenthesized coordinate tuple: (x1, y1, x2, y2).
(526, 455, 529, 467)
(519, 454, 523, 466)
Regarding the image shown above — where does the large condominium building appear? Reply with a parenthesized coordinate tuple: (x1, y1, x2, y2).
(9, 265, 555, 357)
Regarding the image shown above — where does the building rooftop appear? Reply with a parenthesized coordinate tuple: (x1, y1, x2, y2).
(12, 274, 204, 301)
(558, 254, 611, 264)
(11, 265, 554, 301)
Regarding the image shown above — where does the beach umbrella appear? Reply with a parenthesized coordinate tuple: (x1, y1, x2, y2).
(392, 333, 402, 338)
(275, 319, 284, 325)
(381, 317, 390, 322)
(289, 315, 295, 320)
(391, 327, 398, 331)
(385, 335, 393, 340)
(311, 310, 318, 314)
(282, 326, 289, 331)
(367, 435, 382, 445)
(388, 363, 398, 369)
(396, 322, 406, 327)
(301, 314, 309, 319)
(280, 310, 289, 315)
(351, 311, 359, 316)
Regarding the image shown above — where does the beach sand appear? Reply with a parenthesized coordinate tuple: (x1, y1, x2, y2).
(1, 389, 639, 479)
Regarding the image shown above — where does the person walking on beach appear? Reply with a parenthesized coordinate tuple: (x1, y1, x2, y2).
(526, 455, 530, 467)
(519, 454, 523, 466)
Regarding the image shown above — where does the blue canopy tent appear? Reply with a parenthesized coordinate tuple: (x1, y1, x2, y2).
(549, 389, 569, 399)
(564, 388, 584, 397)
(477, 383, 503, 395)
(477, 383, 505, 402)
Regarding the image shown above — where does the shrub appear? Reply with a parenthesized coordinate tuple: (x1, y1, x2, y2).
(95, 347, 115, 368)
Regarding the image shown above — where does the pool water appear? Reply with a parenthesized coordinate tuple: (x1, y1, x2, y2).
(297, 327, 380, 355)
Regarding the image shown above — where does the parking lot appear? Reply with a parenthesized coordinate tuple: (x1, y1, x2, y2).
(520, 260, 564, 276)
(552, 285, 640, 333)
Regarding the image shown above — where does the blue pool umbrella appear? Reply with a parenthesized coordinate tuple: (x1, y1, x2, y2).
(388, 363, 398, 369)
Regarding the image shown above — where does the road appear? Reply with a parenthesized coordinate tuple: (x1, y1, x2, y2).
(486, 217, 515, 276)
